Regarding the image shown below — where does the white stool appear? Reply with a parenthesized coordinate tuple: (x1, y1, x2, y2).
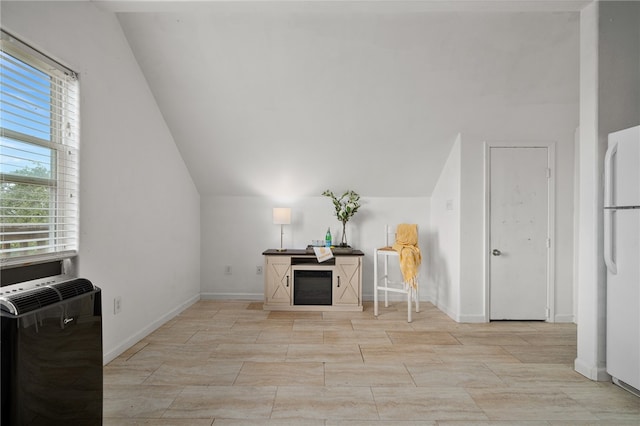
(373, 225, 419, 322)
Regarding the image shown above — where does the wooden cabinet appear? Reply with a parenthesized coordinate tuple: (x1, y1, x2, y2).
(262, 249, 363, 312)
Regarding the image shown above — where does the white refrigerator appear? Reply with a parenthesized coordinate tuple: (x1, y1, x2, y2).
(604, 125, 640, 394)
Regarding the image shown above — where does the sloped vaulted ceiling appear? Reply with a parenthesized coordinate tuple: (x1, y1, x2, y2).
(108, 1, 582, 197)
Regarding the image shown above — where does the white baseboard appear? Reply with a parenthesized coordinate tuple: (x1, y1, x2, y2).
(457, 313, 487, 323)
(200, 292, 263, 300)
(362, 293, 430, 303)
(434, 300, 457, 321)
(433, 299, 487, 323)
(361, 293, 432, 302)
(553, 313, 575, 323)
(102, 294, 200, 365)
(574, 357, 611, 382)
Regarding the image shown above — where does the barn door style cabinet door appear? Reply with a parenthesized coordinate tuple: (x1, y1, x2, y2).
(264, 255, 292, 305)
(262, 249, 364, 311)
(334, 256, 362, 306)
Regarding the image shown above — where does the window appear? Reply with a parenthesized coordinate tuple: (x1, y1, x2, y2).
(0, 30, 79, 267)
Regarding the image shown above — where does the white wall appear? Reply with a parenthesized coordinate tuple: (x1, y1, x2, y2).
(598, 2, 640, 133)
(1, 1, 201, 363)
(458, 106, 579, 323)
(575, 0, 605, 382)
(428, 134, 462, 319)
(0, 1, 584, 364)
(201, 196, 430, 301)
(446, 11, 580, 323)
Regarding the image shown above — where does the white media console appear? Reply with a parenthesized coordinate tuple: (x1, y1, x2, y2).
(262, 249, 364, 312)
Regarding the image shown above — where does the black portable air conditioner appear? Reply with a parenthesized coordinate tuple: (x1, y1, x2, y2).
(0, 276, 103, 425)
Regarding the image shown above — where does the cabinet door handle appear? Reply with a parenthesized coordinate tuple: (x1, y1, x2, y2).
(337, 276, 340, 287)
(286, 275, 289, 287)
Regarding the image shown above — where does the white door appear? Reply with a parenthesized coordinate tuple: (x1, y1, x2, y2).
(489, 147, 549, 320)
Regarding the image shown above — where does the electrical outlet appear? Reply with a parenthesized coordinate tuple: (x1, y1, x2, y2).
(256, 266, 263, 275)
(224, 265, 232, 275)
(114, 296, 122, 315)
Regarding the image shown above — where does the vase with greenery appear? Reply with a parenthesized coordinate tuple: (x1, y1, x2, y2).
(322, 189, 361, 247)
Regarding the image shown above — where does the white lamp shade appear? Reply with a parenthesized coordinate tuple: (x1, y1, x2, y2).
(273, 207, 291, 225)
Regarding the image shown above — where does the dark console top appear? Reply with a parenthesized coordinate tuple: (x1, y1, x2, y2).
(262, 248, 364, 256)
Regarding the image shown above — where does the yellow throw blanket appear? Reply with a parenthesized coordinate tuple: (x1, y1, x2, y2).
(392, 224, 421, 289)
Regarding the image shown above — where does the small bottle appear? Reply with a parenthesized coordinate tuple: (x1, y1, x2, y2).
(325, 228, 332, 247)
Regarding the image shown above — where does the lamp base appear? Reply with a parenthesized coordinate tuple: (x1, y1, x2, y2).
(277, 224, 287, 252)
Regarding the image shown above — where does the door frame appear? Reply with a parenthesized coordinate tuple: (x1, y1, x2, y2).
(483, 141, 556, 322)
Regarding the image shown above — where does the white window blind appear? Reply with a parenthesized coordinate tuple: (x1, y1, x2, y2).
(0, 30, 80, 267)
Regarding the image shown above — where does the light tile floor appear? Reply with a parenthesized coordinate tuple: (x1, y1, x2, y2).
(103, 300, 640, 425)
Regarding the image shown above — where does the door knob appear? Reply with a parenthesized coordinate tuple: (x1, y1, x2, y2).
(492, 249, 502, 256)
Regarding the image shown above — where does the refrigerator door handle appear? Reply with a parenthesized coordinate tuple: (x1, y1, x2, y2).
(604, 139, 618, 274)
(604, 208, 617, 274)
(604, 139, 617, 208)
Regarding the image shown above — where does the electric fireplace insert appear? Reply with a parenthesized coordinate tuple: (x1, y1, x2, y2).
(291, 257, 335, 306)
